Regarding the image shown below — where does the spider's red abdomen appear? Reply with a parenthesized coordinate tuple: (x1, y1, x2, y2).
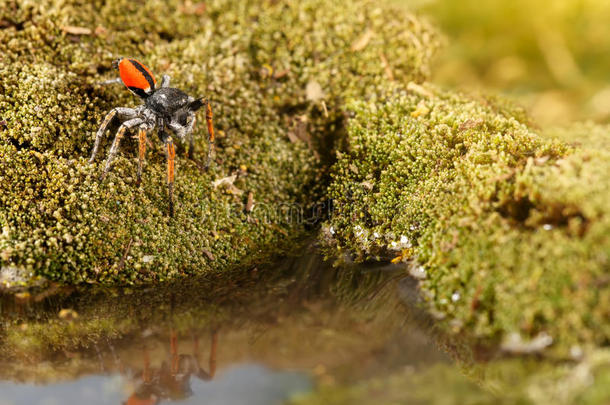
(118, 58, 157, 98)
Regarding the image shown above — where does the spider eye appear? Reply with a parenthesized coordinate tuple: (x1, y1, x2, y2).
(176, 111, 189, 126)
(118, 58, 157, 98)
(111, 58, 121, 70)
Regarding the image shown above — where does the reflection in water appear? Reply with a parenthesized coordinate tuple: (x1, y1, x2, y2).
(0, 365, 311, 405)
(0, 246, 452, 404)
(125, 330, 217, 404)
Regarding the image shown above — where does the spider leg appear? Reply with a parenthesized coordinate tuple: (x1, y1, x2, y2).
(164, 135, 177, 217)
(98, 77, 122, 86)
(100, 118, 144, 181)
(188, 115, 196, 160)
(204, 100, 215, 169)
(136, 126, 148, 187)
(160, 74, 171, 88)
(90, 107, 138, 163)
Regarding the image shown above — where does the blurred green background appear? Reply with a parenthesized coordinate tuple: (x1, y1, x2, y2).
(396, 0, 610, 126)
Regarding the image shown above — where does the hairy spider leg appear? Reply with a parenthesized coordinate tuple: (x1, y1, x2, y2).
(101, 118, 144, 180)
(90, 107, 138, 163)
(160, 74, 171, 88)
(205, 101, 215, 169)
(165, 136, 176, 217)
(188, 116, 196, 160)
(136, 127, 148, 186)
(98, 77, 122, 86)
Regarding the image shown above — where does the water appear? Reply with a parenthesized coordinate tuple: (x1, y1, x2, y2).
(0, 365, 310, 405)
(0, 248, 455, 404)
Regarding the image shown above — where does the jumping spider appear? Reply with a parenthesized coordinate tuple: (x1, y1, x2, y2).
(89, 57, 215, 216)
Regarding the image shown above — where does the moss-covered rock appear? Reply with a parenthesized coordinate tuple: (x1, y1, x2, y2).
(0, 0, 439, 285)
(322, 86, 610, 355)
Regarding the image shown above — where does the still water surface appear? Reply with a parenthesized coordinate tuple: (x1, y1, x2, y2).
(0, 250, 454, 404)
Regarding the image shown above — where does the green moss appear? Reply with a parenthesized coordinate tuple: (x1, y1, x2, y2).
(0, 0, 439, 284)
(322, 86, 609, 355)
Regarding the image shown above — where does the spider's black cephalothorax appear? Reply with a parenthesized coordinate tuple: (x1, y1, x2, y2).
(89, 58, 215, 217)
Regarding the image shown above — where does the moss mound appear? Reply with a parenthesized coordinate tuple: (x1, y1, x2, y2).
(322, 86, 609, 354)
(0, 0, 438, 284)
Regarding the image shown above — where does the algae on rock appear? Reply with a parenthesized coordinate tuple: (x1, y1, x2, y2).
(0, 0, 439, 284)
